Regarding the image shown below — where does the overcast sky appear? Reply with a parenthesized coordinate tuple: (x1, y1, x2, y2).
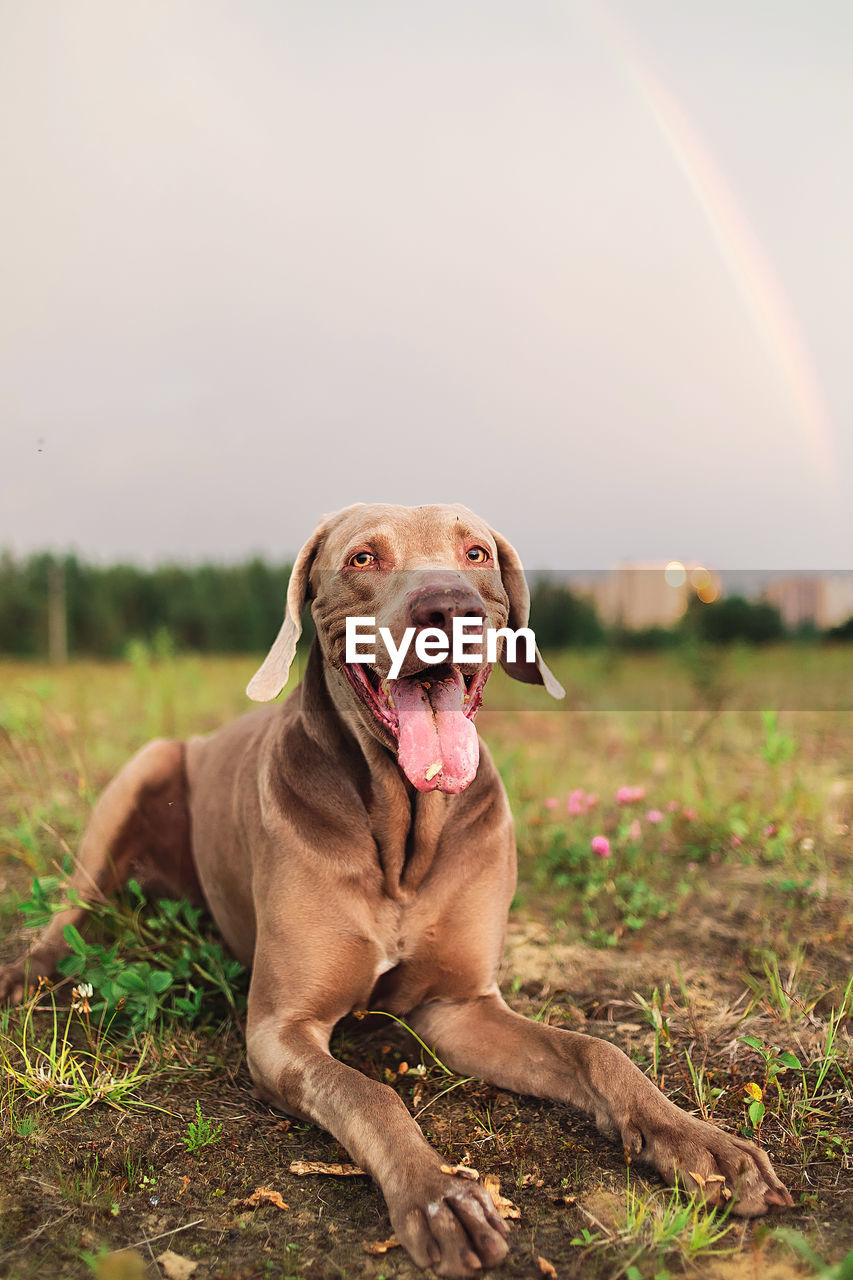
(1, 1, 851, 570)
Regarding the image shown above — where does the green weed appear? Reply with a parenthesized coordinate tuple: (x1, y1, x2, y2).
(761, 709, 797, 766)
(534, 822, 677, 944)
(741, 981, 852, 1154)
(13, 877, 247, 1033)
(182, 1099, 224, 1153)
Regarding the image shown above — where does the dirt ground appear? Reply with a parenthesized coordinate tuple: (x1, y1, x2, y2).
(2, 898, 851, 1280)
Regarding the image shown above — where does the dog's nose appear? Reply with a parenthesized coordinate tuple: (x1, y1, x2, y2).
(407, 582, 487, 632)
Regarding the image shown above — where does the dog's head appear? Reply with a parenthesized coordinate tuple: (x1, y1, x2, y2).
(247, 503, 563, 793)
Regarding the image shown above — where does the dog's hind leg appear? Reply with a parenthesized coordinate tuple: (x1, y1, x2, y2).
(0, 737, 201, 1004)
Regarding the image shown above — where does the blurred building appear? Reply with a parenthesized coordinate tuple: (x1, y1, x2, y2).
(559, 567, 853, 631)
(577, 562, 721, 629)
(764, 574, 853, 628)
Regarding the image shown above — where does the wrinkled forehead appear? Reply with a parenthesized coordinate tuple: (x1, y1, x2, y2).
(316, 503, 497, 570)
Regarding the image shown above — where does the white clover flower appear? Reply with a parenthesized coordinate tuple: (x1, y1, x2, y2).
(71, 982, 94, 1013)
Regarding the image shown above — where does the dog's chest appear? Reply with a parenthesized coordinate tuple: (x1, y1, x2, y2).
(362, 893, 496, 1014)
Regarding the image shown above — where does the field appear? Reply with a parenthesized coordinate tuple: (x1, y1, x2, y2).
(1, 647, 851, 1280)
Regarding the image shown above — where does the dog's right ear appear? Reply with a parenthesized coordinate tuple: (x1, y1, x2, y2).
(489, 526, 566, 700)
(246, 527, 324, 702)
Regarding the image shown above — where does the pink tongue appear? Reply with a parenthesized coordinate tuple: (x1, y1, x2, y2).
(390, 669, 479, 793)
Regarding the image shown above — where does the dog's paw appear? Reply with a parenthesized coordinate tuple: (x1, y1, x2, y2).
(0, 963, 29, 1006)
(623, 1107, 793, 1216)
(389, 1171, 509, 1276)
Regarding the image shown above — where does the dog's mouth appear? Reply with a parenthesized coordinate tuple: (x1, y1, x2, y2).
(343, 661, 491, 794)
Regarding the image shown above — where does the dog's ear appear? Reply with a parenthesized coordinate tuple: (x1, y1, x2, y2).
(246, 527, 324, 702)
(489, 528, 565, 699)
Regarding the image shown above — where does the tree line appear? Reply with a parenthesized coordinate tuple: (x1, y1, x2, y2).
(0, 553, 293, 658)
(0, 551, 849, 659)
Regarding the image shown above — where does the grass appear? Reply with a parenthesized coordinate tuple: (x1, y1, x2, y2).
(0, 980, 158, 1118)
(0, 647, 851, 1278)
(569, 1178, 741, 1276)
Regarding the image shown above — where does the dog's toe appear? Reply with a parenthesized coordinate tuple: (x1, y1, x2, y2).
(392, 1174, 509, 1276)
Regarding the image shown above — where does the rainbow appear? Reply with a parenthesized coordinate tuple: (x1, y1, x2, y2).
(579, 1, 838, 493)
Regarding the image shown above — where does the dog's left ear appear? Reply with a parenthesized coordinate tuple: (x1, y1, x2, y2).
(490, 528, 565, 699)
(246, 525, 324, 702)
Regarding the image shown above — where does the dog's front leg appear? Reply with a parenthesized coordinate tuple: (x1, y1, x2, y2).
(411, 990, 793, 1216)
(246, 1005, 508, 1278)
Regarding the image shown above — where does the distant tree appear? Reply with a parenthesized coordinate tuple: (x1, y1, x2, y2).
(825, 615, 853, 642)
(529, 580, 604, 648)
(685, 594, 785, 645)
(0, 552, 294, 657)
(0, 551, 48, 654)
(611, 624, 679, 651)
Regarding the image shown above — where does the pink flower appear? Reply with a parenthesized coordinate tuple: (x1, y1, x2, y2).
(544, 797, 558, 810)
(731, 835, 742, 847)
(616, 785, 646, 805)
(667, 800, 680, 812)
(629, 819, 642, 841)
(682, 806, 698, 822)
(568, 788, 587, 815)
(646, 809, 664, 824)
(763, 823, 778, 838)
(591, 835, 612, 858)
(566, 788, 598, 815)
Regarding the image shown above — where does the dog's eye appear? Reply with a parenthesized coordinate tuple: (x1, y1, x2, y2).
(466, 546, 490, 564)
(347, 551, 376, 569)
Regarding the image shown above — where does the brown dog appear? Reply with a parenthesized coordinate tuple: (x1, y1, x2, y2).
(0, 503, 791, 1275)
